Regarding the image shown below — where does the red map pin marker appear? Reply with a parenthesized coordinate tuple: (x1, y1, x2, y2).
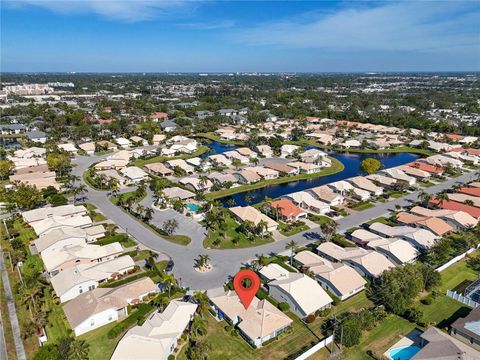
(233, 269, 260, 309)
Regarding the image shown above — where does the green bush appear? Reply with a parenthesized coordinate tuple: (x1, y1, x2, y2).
(305, 314, 316, 323)
(421, 296, 433, 305)
(278, 302, 290, 312)
(167, 355, 175, 360)
(107, 304, 154, 339)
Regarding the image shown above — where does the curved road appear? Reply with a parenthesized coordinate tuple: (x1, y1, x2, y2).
(73, 153, 479, 290)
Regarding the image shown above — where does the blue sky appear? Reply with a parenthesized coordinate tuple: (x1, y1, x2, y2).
(1, 1, 479, 72)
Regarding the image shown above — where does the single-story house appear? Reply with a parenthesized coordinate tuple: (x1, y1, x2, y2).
(269, 199, 308, 222)
(120, 166, 149, 183)
(229, 206, 278, 232)
(144, 162, 173, 177)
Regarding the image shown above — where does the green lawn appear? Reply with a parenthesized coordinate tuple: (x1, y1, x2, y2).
(307, 214, 333, 225)
(349, 201, 374, 211)
(205, 157, 344, 200)
(203, 215, 273, 249)
(133, 145, 210, 167)
(278, 221, 309, 236)
(418, 181, 435, 187)
(78, 322, 120, 360)
(90, 211, 107, 222)
(365, 216, 396, 226)
(94, 233, 137, 247)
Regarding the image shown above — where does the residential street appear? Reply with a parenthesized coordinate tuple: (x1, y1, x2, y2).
(0, 250, 26, 360)
(73, 154, 479, 290)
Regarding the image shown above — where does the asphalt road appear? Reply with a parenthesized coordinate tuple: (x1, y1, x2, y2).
(73, 153, 479, 290)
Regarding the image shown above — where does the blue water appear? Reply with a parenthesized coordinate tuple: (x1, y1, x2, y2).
(388, 345, 421, 360)
(201, 141, 239, 157)
(218, 149, 419, 207)
(186, 203, 200, 212)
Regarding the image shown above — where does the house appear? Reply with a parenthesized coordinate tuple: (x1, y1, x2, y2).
(108, 150, 133, 162)
(264, 162, 299, 176)
(223, 150, 249, 164)
(144, 162, 173, 177)
(450, 307, 480, 351)
(186, 157, 211, 171)
(229, 206, 278, 232)
(10, 171, 60, 190)
(152, 134, 166, 145)
(300, 149, 328, 164)
(96, 140, 118, 151)
(26, 130, 47, 143)
(33, 227, 88, 254)
(280, 144, 300, 158)
(64, 278, 158, 336)
(316, 242, 395, 279)
(258, 263, 290, 282)
(130, 136, 148, 146)
(269, 199, 308, 222)
(309, 186, 344, 206)
(425, 154, 463, 168)
(269, 273, 333, 318)
(41, 242, 123, 276)
(412, 327, 480, 359)
(366, 174, 397, 188)
(398, 165, 432, 180)
(162, 187, 196, 201)
(208, 154, 231, 167)
(50, 255, 136, 303)
(255, 145, 273, 158)
(210, 291, 292, 348)
(23, 204, 88, 225)
(369, 222, 437, 250)
(328, 180, 354, 195)
(111, 300, 198, 360)
(350, 229, 385, 244)
(160, 120, 177, 132)
(246, 166, 279, 180)
(458, 187, 480, 197)
(348, 176, 383, 196)
(78, 142, 96, 155)
(408, 161, 444, 175)
(366, 238, 419, 265)
(429, 198, 480, 219)
(236, 147, 257, 158)
(115, 137, 132, 149)
(166, 159, 194, 174)
(341, 139, 361, 148)
(396, 212, 453, 236)
(58, 143, 78, 155)
(293, 251, 366, 300)
(409, 206, 478, 230)
(283, 191, 330, 214)
(287, 161, 322, 174)
(448, 193, 480, 208)
(94, 159, 129, 170)
(120, 167, 149, 183)
(149, 112, 168, 121)
(30, 215, 93, 237)
(179, 177, 213, 192)
(235, 169, 262, 184)
(382, 168, 416, 186)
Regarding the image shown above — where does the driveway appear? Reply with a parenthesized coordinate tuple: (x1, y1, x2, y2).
(72, 153, 479, 290)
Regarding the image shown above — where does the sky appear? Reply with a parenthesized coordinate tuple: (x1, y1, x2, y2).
(1, 0, 479, 72)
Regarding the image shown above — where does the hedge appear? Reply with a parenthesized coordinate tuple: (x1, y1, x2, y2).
(107, 303, 154, 339)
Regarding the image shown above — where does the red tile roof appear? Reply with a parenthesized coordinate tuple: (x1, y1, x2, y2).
(458, 187, 480, 197)
(429, 198, 480, 219)
(447, 134, 464, 141)
(408, 161, 443, 174)
(269, 199, 305, 219)
(97, 119, 113, 124)
(150, 112, 168, 119)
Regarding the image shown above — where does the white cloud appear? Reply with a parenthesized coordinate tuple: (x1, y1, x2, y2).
(232, 2, 480, 53)
(5, 0, 194, 22)
(177, 20, 235, 30)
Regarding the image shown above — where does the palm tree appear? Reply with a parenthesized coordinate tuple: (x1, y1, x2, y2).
(135, 204, 145, 218)
(68, 339, 90, 360)
(418, 191, 432, 207)
(436, 191, 450, 207)
(320, 219, 337, 242)
(256, 220, 269, 236)
(251, 253, 268, 271)
(192, 291, 210, 319)
(285, 240, 298, 266)
(191, 315, 207, 338)
(465, 199, 475, 206)
(162, 273, 177, 297)
(163, 219, 178, 235)
(144, 208, 154, 223)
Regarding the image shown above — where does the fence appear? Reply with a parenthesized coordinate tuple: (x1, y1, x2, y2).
(294, 335, 334, 360)
(435, 247, 477, 273)
(446, 290, 479, 308)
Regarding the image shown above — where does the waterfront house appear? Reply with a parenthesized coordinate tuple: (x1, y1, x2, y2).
(280, 144, 300, 158)
(264, 162, 299, 176)
(309, 186, 344, 206)
(246, 166, 279, 180)
(283, 191, 330, 214)
(255, 145, 273, 158)
(348, 176, 383, 196)
(235, 169, 262, 184)
(268, 199, 308, 222)
(287, 161, 322, 174)
(179, 177, 213, 192)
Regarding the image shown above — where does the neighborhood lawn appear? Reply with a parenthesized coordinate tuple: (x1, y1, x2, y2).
(203, 215, 273, 249)
(365, 216, 396, 226)
(349, 201, 374, 211)
(307, 214, 333, 225)
(78, 322, 120, 360)
(278, 221, 309, 237)
(205, 157, 344, 200)
(94, 233, 137, 248)
(418, 181, 435, 187)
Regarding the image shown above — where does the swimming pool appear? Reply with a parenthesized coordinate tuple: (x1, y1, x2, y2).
(186, 203, 200, 212)
(388, 345, 421, 360)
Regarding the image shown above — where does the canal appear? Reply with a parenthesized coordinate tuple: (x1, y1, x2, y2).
(201, 141, 420, 207)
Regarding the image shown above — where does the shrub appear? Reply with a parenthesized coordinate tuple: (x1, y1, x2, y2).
(278, 302, 290, 311)
(168, 355, 175, 360)
(305, 314, 316, 323)
(421, 296, 433, 305)
(403, 307, 423, 324)
(107, 304, 154, 339)
(316, 308, 332, 317)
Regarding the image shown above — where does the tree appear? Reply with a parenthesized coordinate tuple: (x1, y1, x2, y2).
(162, 219, 178, 235)
(46, 152, 71, 174)
(185, 340, 211, 360)
(417, 191, 432, 207)
(360, 158, 382, 175)
(436, 191, 450, 206)
(320, 219, 337, 242)
(144, 208, 154, 223)
(0, 159, 14, 179)
(49, 194, 68, 207)
(67, 339, 90, 360)
(192, 291, 210, 319)
(251, 253, 268, 271)
(191, 315, 207, 338)
(285, 240, 298, 265)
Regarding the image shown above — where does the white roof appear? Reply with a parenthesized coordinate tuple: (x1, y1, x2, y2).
(367, 238, 419, 264)
(270, 273, 332, 315)
(120, 166, 148, 180)
(50, 256, 135, 298)
(23, 204, 87, 223)
(111, 300, 198, 360)
(33, 226, 87, 253)
(258, 263, 290, 282)
(31, 215, 93, 236)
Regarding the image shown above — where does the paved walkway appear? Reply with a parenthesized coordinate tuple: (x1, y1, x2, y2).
(0, 250, 26, 360)
(72, 153, 479, 290)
